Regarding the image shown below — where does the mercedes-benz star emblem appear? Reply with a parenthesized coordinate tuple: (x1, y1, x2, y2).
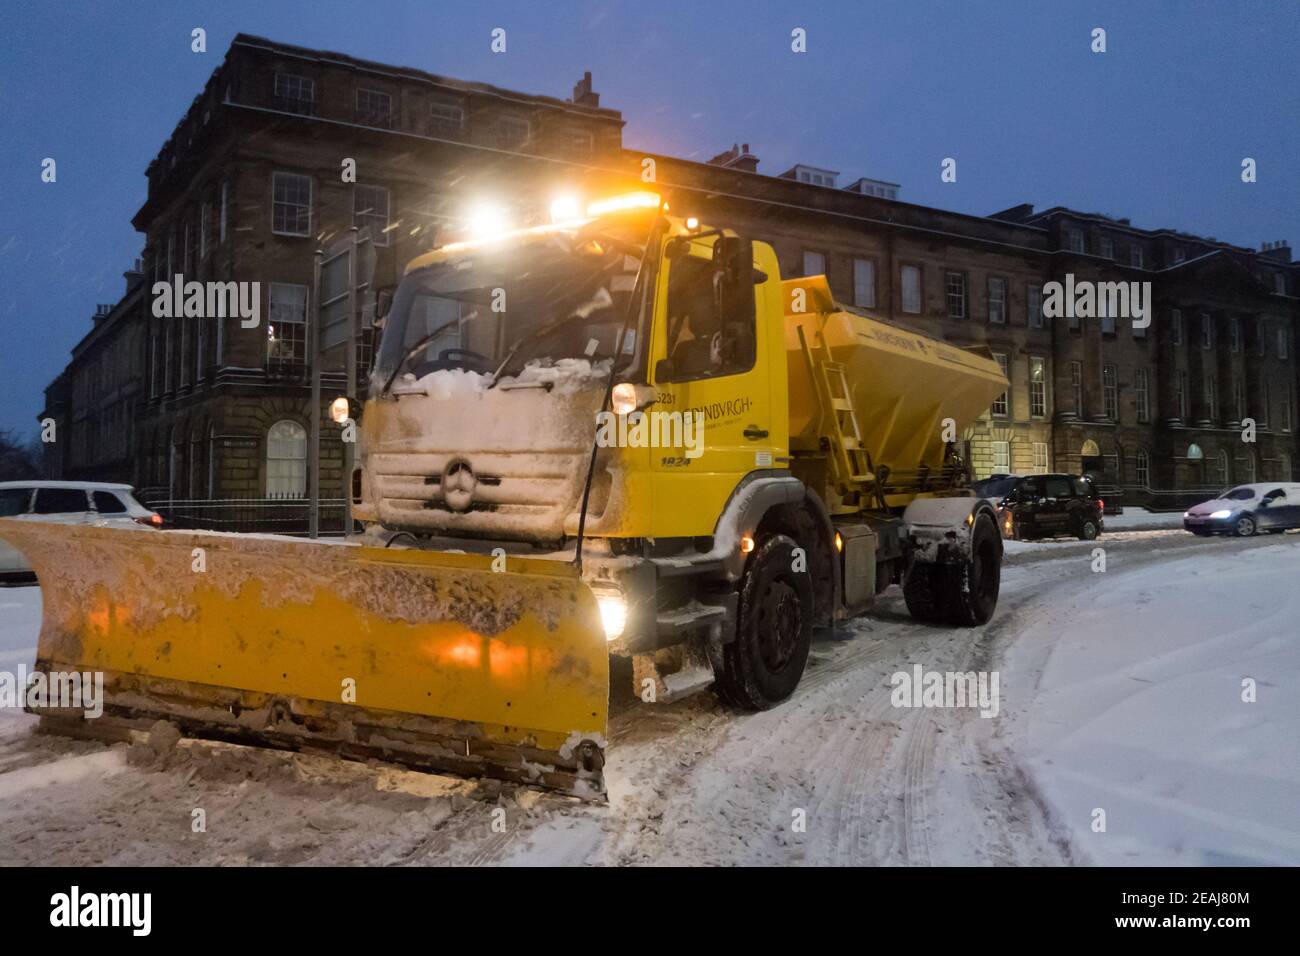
(441, 458, 477, 512)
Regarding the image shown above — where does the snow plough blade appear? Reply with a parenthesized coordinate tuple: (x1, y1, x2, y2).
(0, 520, 609, 798)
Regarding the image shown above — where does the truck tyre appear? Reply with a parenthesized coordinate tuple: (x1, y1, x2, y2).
(903, 561, 945, 624)
(939, 513, 1001, 626)
(714, 534, 814, 711)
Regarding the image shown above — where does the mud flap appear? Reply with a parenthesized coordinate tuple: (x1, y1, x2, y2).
(0, 520, 609, 799)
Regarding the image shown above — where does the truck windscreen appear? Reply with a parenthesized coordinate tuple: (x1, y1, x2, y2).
(371, 229, 643, 395)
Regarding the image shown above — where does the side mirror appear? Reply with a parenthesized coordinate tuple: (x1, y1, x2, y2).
(713, 236, 756, 326)
(654, 357, 676, 382)
(375, 288, 394, 322)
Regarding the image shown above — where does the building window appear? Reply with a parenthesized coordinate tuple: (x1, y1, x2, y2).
(1229, 316, 1240, 351)
(1284, 384, 1293, 432)
(1204, 375, 1216, 421)
(1102, 365, 1118, 420)
(1027, 284, 1043, 329)
(1099, 292, 1116, 335)
(991, 353, 1009, 416)
(1029, 356, 1047, 418)
(1065, 228, 1084, 253)
(354, 184, 390, 246)
(900, 265, 922, 314)
(266, 420, 307, 498)
(498, 115, 531, 150)
(802, 251, 825, 278)
(1234, 375, 1245, 423)
(1033, 442, 1049, 471)
(273, 73, 315, 114)
(853, 258, 876, 308)
(272, 172, 311, 236)
(199, 203, 209, 261)
(1070, 360, 1083, 416)
(1135, 449, 1150, 488)
(183, 220, 192, 275)
(356, 88, 394, 127)
(991, 441, 1011, 473)
(1200, 312, 1213, 349)
(1135, 368, 1150, 422)
(1261, 379, 1270, 426)
(1099, 237, 1114, 259)
(1130, 246, 1144, 269)
(1176, 370, 1188, 419)
(1258, 318, 1268, 356)
(945, 271, 966, 318)
(1275, 273, 1287, 295)
(1278, 328, 1289, 360)
(1171, 309, 1184, 346)
(987, 277, 1006, 324)
(429, 99, 465, 135)
(267, 283, 308, 367)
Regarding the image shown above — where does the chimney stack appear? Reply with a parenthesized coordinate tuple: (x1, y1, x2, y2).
(572, 71, 599, 108)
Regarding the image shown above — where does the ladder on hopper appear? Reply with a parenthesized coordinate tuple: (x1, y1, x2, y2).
(796, 325, 875, 501)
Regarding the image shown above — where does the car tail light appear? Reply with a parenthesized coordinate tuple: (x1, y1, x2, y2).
(135, 513, 163, 528)
(1097, 498, 1104, 512)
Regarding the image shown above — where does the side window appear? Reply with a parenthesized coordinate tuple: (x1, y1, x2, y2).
(1263, 487, 1285, 503)
(0, 488, 32, 516)
(1044, 477, 1073, 499)
(1072, 478, 1091, 497)
(662, 253, 755, 381)
(93, 491, 128, 514)
(33, 488, 91, 514)
(1021, 478, 1042, 499)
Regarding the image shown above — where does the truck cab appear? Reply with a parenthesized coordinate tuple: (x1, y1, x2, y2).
(355, 192, 1005, 708)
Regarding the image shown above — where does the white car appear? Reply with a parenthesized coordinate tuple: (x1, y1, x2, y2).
(1183, 482, 1300, 537)
(0, 481, 162, 583)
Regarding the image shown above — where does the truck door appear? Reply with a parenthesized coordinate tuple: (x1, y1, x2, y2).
(648, 235, 774, 536)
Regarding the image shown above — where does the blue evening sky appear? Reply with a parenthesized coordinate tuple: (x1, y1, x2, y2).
(1, 0, 1296, 437)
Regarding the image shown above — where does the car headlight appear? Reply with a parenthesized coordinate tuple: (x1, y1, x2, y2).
(1209, 510, 1232, 519)
(594, 590, 627, 641)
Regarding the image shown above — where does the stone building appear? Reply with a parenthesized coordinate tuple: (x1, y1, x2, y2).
(42, 35, 1299, 521)
(43, 33, 623, 520)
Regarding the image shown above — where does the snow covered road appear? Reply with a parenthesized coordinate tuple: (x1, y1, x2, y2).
(0, 528, 1296, 866)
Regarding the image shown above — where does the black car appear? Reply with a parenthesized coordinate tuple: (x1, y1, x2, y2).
(970, 473, 1104, 541)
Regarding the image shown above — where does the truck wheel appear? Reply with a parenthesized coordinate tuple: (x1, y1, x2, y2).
(714, 534, 814, 711)
(944, 513, 1001, 626)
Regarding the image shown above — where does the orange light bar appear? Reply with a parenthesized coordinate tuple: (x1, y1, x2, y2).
(585, 191, 662, 217)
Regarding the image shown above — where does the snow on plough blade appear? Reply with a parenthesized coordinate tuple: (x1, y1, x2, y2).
(0, 519, 609, 798)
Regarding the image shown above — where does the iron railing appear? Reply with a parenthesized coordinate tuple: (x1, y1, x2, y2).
(140, 493, 350, 536)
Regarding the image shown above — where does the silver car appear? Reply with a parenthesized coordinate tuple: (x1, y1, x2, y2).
(1183, 482, 1300, 537)
(0, 481, 162, 583)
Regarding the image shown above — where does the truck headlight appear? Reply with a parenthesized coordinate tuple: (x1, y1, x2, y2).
(1209, 510, 1231, 519)
(594, 590, 627, 641)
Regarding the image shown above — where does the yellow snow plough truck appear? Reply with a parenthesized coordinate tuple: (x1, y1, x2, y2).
(0, 191, 1007, 799)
